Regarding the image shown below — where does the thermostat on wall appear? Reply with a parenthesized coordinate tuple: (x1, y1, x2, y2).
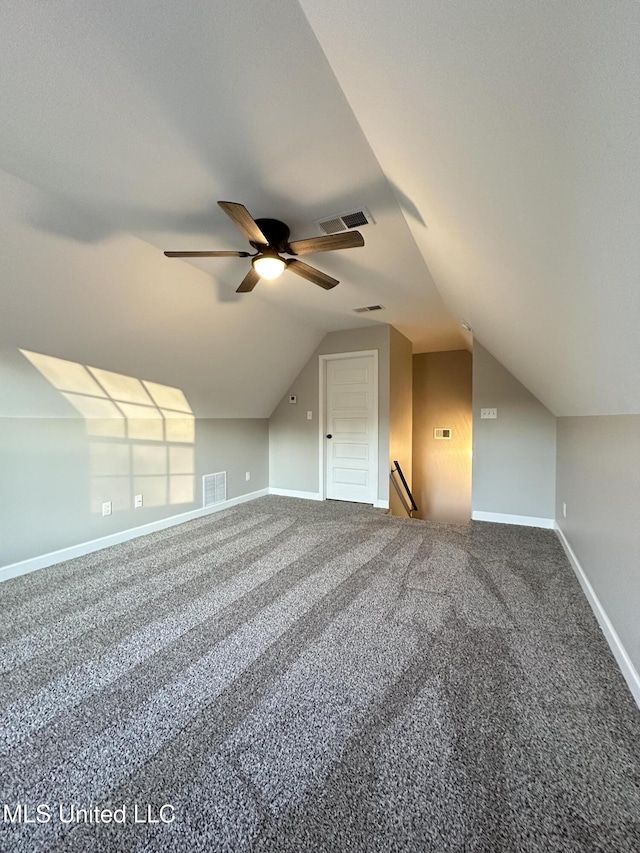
(289, 395, 297, 404)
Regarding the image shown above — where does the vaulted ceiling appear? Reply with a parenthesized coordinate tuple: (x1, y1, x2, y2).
(2, 0, 638, 417)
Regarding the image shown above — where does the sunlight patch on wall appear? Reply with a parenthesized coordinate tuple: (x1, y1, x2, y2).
(162, 409, 196, 443)
(88, 367, 155, 406)
(90, 442, 131, 476)
(144, 381, 192, 413)
(20, 351, 105, 397)
(20, 349, 196, 512)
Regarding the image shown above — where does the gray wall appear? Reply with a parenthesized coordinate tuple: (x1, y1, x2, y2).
(412, 350, 472, 523)
(472, 341, 556, 520)
(389, 327, 413, 516)
(556, 415, 640, 677)
(269, 325, 390, 502)
(0, 417, 268, 567)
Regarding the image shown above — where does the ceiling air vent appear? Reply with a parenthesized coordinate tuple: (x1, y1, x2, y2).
(203, 471, 227, 507)
(354, 305, 384, 313)
(316, 207, 374, 235)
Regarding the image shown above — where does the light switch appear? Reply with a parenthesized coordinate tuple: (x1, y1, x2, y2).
(307, 411, 312, 420)
(481, 408, 498, 419)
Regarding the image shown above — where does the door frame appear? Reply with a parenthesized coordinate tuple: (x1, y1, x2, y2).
(318, 349, 379, 504)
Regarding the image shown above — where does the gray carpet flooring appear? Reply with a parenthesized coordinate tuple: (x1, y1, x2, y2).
(0, 495, 639, 852)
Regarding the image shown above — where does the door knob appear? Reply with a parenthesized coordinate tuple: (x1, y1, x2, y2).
(326, 434, 332, 439)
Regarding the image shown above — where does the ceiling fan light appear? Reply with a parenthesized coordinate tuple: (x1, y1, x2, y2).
(252, 253, 286, 280)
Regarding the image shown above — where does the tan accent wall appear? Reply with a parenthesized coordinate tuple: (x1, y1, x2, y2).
(389, 328, 413, 516)
(412, 350, 472, 523)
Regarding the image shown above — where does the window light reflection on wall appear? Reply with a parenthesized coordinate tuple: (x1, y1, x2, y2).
(20, 349, 196, 513)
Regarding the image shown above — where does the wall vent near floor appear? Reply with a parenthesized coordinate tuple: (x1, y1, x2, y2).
(316, 207, 374, 234)
(434, 428, 452, 439)
(353, 305, 384, 313)
(203, 471, 227, 507)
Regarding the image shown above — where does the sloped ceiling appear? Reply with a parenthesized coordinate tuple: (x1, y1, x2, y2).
(0, 0, 464, 421)
(2, 1, 638, 418)
(0, 169, 323, 419)
(299, 0, 640, 416)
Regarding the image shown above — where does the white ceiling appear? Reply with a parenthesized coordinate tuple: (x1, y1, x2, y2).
(2, 0, 639, 417)
(299, 0, 640, 416)
(0, 169, 325, 419)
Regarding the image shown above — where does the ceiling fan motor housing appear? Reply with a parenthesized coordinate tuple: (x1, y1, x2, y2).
(252, 218, 291, 252)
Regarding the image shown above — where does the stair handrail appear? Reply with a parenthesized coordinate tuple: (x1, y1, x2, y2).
(390, 460, 418, 517)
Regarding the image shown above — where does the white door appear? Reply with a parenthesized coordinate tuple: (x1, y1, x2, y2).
(324, 353, 377, 504)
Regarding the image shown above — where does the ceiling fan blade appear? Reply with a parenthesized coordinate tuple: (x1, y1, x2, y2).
(286, 259, 339, 289)
(164, 250, 250, 257)
(218, 201, 268, 245)
(288, 231, 364, 256)
(236, 267, 261, 293)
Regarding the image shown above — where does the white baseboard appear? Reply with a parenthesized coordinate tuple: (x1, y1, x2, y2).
(269, 488, 387, 509)
(555, 523, 640, 710)
(268, 488, 322, 501)
(0, 488, 269, 584)
(471, 510, 555, 529)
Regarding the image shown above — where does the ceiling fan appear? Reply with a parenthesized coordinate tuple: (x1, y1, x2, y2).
(164, 201, 364, 292)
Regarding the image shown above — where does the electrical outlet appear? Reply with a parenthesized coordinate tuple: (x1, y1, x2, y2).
(563, 502, 567, 518)
(480, 408, 498, 419)
(245, 471, 251, 481)
(102, 501, 112, 517)
(135, 494, 143, 508)
(307, 410, 312, 420)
